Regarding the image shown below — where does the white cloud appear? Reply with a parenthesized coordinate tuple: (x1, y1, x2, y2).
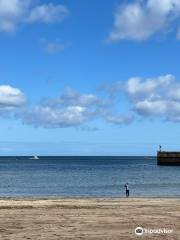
(60, 88, 105, 107)
(122, 74, 180, 121)
(108, 0, 180, 41)
(26, 3, 68, 23)
(134, 99, 180, 121)
(168, 87, 180, 100)
(19, 89, 106, 128)
(103, 74, 180, 122)
(19, 88, 132, 128)
(42, 88, 108, 108)
(0, 0, 29, 32)
(0, 85, 26, 116)
(124, 74, 174, 100)
(5, 76, 180, 128)
(0, 0, 69, 32)
(0, 85, 26, 107)
(4, 76, 180, 127)
(134, 99, 168, 116)
(22, 105, 88, 128)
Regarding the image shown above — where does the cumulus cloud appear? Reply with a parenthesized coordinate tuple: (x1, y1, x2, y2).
(5, 75, 180, 128)
(133, 99, 180, 122)
(3, 75, 180, 128)
(0, 85, 26, 115)
(19, 88, 131, 128)
(42, 88, 107, 108)
(103, 74, 180, 122)
(22, 105, 89, 128)
(122, 74, 180, 121)
(124, 74, 174, 100)
(19, 89, 105, 128)
(0, 0, 69, 32)
(134, 99, 168, 116)
(0, 84, 133, 128)
(108, 0, 180, 41)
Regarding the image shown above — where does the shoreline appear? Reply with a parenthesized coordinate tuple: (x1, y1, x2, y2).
(0, 198, 179, 239)
(0, 196, 180, 199)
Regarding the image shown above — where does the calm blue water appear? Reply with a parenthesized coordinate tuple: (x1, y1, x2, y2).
(0, 156, 179, 197)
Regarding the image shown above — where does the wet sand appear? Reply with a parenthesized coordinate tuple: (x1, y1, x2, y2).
(0, 198, 179, 240)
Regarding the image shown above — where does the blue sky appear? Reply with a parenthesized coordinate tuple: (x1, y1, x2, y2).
(1, 0, 180, 155)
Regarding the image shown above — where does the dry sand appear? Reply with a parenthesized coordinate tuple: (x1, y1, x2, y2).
(0, 198, 179, 240)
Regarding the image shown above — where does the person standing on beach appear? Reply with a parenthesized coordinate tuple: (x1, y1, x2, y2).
(159, 145, 162, 152)
(124, 183, 129, 197)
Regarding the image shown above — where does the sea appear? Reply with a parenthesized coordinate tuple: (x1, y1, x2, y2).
(0, 156, 179, 197)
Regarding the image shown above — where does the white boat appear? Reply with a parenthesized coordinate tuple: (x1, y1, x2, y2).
(30, 155, 39, 160)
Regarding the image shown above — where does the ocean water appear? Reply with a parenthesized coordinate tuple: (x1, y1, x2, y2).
(0, 156, 179, 197)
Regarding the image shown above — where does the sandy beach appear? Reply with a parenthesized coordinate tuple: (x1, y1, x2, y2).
(0, 198, 179, 240)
